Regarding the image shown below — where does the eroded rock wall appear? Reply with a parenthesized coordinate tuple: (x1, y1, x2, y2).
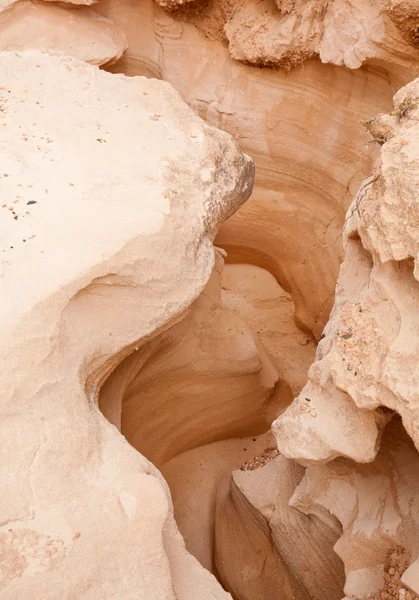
(265, 77, 419, 600)
(99, 0, 405, 337)
(0, 49, 254, 599)
(100, 251, 292, 467)
(1, 1, 419, 599)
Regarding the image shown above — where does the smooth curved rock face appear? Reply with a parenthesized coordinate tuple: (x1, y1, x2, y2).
(274, 77, 419, 463)
(0, 49, 254, 599)
(160, 430, 276, 573)
(99, 0, 405, 338)
(214, 455, 345, 600)
(0, 1, 127, 66)
(100, 251, 291, 467)
(221, 264, 316, 396)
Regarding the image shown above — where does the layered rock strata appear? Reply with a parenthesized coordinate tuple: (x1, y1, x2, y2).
(100, 0, 404, 338)
(100, 252, 291, 468)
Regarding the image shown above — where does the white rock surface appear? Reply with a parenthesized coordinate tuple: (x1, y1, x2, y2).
(0, 49, 254, 599)
(0, 1, 127, 66)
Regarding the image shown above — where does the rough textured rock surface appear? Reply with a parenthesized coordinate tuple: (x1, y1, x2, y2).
(271, 78, 419, 598)
(88, 5, 419, 599)
(292, 419, 419, 599)
(274, 78, 419, 461)
(223, 0, 419, 70)
(0, 49, 256, 599)
(0, 1, 127, 66)
(2, 1, 419, 598)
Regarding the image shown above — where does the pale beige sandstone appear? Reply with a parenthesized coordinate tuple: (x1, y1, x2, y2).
(91, 7, 419, 596)
(99, 0, 403, 338)
(274, 77, 419, 461)
(0, 1, 127, 66)
(224, 0, 327, 70)
(0, 49, 257, 598)
(213, 420, 419, 600)
(131, 265, 310, 576)
(265, 78, 419, 599)
(221, 264, 316, 396)
(100, 251, 291, 468)
(402, 559, 419, 596)
(214, 454, 345, 600)
(290, 419, 419, 599)
(202, 0, 419, 71)
(160, 430, 275, 573)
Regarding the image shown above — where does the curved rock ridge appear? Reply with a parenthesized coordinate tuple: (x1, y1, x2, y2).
(0, 49, 254, 599)
(0, 0, 127, 66)
(100, 0, 402, 338)
(274, 76, 419, 462)
(100, 250, 292, 468)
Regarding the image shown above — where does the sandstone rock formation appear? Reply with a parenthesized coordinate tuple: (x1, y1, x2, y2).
(268, 78, 419, 598)
(99, 0, 419, 339)
(0, 48, 255, 599)
(214, 454, 345, 600)
(100, 250, 291, 468)
(1, 1, 419, 599)
(0, 1, 127, 66)
(290, 419, 419, 599)
(160, 430, 277, 573)
(221, 264, 316, 396)
(274, 78, 419, 461)
(223, 0, 419, 71)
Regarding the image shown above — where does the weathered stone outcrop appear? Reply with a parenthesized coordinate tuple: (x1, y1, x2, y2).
(223, 0, 419, 71)
(0, 1, 127, 66)
(1, 0, 419, 598)
(100, 0, 407, 338)
(290, 419, 419, 599)
(270, 77, 419, 598)
(274, 77, 419, 462)
(0, 49, 254, 599)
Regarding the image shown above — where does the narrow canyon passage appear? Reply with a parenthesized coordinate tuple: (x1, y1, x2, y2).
(92, 4, 419, 598)
(92, 5, 417, 598)
(98, 261, 317, 583)
(2, 1, 419, 599)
